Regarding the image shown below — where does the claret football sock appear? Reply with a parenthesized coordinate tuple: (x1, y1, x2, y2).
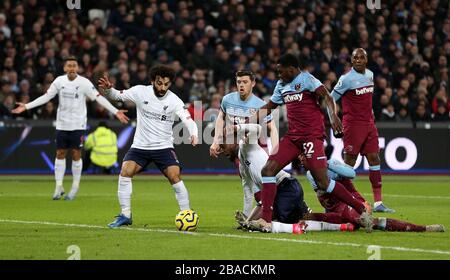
(340, 178, 365, 202)
(376, 217, 426, 232)
(327, 180, 366, 214)
(261, 177, 277, 222)
(369, 165, 382, 202)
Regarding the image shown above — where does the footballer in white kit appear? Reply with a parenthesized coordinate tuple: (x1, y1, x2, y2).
(12, 56, 129, 200)
(98, 65, 199, 228)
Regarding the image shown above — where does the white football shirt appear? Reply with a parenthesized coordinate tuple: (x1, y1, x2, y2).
(108, 85, 194, 150)
(25, 75, 100, 131)
(236, 124, 290, 215)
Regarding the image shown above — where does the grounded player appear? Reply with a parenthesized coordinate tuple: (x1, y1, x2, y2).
(250, 53, 373, 232)
(219, 124, 354, 234)
(331, 48, 394, 213)
(209, 70, 278, 158)
(305, 159, 445, 232)
(99, 65, 199, 228)
(11, 56, 129, 200)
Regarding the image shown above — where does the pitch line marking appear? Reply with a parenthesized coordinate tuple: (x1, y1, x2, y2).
(303, 193, 450, 200)
(3, 193, 450, 200)
(1, 219, 449, 256)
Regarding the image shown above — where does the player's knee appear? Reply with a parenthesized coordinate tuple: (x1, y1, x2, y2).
(120, 166, 135, 178)
(367, 153, 380, 165)
(56, 150, 66, 159)
(71, 150, 81, 161)
(166, 171, 181, 184)
(344, 156, 357, 167)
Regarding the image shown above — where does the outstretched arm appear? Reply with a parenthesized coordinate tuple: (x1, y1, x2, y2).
(12, 82, 58, 114)
(98, 74, 136, 103)
(94, 95, 129, 124)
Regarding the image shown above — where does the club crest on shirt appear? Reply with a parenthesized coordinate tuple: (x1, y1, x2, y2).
(143, 101, 149, 105)
(295, 84, 301, 91)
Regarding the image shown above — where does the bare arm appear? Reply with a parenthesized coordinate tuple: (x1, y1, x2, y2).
(315, 86, 343, 135)
(210, 110, 225, 158)
(11, 94, 54, 114)
(254, 101, 279, 124)
(12, 82, 58, 114)
(267, 120, 279, 155)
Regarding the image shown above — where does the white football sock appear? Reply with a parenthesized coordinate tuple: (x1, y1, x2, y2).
(271, 221, 344, 233)
(304, 220, 341, 231)
(271, 221, 295, 233)
(118, 176, 132, 218)
(69, 159, 82, 196)
(54, 158, 66, 194)
(243, 184, 253, 217)
(172, 180, 190, 210)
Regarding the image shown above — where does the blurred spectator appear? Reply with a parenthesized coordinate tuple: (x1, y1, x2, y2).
(0, 13, 11, 38)
(0, 0, 448, 124)
(0, 94, 15, 118)
(37, 101, 56, 119)
(396, 106, 411, 122)
(171, 76, 191, 103)
(203, 93, 221, 122)
(432, 103, 450, 121)
(380, 104, 396, 122)
(412, 104, 431, 122)
(432, 87, 450, 115)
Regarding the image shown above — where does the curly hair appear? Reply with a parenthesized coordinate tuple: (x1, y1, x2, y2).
(149, 65, 176, 82)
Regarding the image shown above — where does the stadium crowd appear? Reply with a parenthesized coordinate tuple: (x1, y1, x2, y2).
(0, 0, 449, 122)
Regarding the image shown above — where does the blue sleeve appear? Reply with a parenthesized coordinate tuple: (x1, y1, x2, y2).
(305, 72, 324, 92)
(331, 76, 348, 101)
(327, 159, 356, 179)
(270, 82, 284, 105)
(220, 95, 227, 112)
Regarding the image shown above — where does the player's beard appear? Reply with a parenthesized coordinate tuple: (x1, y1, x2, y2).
(67, 72, 77, 80)
(155, 90, 167, 97)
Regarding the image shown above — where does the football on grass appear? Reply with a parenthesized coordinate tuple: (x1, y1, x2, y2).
(175, 209, 199, 232)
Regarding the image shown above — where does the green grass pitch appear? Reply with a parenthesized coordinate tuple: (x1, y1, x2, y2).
(0, 175, 449, 260)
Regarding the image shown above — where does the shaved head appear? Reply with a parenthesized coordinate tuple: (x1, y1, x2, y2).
(352, 48, 367, 58)
(351, 48, 368, 73)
